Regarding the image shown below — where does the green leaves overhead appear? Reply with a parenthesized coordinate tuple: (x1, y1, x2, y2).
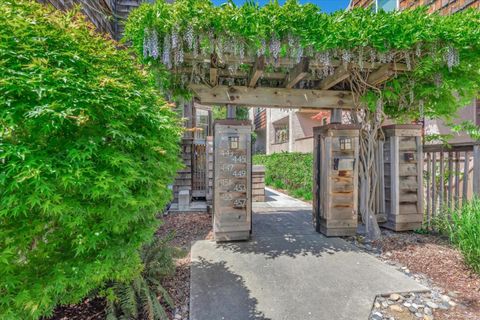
(125, 0, 480, 121)
(0, 1, 181, 319)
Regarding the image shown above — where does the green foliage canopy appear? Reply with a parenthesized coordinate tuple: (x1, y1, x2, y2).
(125, 0, 480, 121)
(0, 1, 181, 318)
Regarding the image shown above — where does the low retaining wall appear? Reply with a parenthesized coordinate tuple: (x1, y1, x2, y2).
(253, 165, 266, 202)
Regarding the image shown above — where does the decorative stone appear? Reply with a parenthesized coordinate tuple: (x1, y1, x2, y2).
(389, 305, 404, 313)
(389, 293, 401, 301)
(371, 311, 383, 320)
(374, 302, 381, 309)
(415, 312, 423, 318)
(448, 300, 457, 307)
(426, 301, 438, 309)
(439, 303, 449, 310)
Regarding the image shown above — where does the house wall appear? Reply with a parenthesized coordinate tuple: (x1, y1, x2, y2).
(425, 99, 478, 144)
(256, 109, 329, 154)
(400, 0, 479, 14)
(350, 0, 479, 13)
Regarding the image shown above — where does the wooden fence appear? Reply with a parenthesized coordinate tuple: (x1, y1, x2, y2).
(423, 142, 480, 230)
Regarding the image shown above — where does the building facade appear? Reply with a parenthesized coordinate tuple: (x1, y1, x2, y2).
(349, 0, 479, 14)
(251, 108, 331, 155)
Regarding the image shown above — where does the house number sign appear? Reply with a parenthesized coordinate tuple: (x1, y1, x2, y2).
(218, 135, 248, 209)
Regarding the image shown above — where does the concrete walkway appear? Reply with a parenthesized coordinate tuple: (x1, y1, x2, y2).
(190, 189, 426, 320)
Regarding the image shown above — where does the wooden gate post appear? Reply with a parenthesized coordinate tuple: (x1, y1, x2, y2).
(382, 125, 423, 231)
(213, 120, 252, 241)
(312, 124, 360, 237)
(473, 144, 480, 197)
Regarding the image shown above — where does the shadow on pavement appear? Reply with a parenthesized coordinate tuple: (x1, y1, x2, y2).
(190, 257, 271, 320)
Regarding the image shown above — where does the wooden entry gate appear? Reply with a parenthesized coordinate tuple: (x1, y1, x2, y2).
(192, 141, 207, 198)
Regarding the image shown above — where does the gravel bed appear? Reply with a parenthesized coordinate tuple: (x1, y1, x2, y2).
(346, 230, 480, 320)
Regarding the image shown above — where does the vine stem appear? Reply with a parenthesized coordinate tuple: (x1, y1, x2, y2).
(348, 67, 384, 241)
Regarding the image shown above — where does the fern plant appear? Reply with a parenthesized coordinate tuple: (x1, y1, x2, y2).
(105, 234, 181, 320)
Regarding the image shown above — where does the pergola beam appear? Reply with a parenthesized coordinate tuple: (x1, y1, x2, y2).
(368, 62, 408, 86)
(248, 55, 265, 88)
(285, 57, 310, 89)
(189, 84, 353, 109)
(319, 65, 350, 90)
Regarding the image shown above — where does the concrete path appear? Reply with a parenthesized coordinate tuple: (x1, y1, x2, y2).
(190, 190, 426, 320)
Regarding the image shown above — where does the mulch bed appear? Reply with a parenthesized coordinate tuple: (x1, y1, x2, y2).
(374, 231, 480, 320)
(157, 212, 213, 320)
(48, 212, 212, 320)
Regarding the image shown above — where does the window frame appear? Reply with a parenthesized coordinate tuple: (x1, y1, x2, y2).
(375, 0, 399, 12)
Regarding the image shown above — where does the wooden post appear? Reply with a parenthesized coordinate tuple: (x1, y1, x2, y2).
(462, 151, 470, 206)
(213, 120, 252, 241)
(377, 140, 386, 222)
(417, 136, 424, 227)
(455, 151, 460, 207)
(382, 125, 423, 231)
(447, 152, 453, 210)
(312, 124, 360, 236)
(439, 152, 445, 214)
(473, 145, 480, 197)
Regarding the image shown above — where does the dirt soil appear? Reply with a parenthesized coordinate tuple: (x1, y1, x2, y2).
(48, 212, 212, 320)
(375, 231, 480, 320)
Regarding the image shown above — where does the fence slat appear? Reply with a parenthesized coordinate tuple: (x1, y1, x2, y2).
(431, 152, 437, 224)
(462, 151, 470, 206)
(426, 152, 431, 227)
(439, 152, 444, 215)
(454, 151, 460, 207)
(447, 152, 454, 211)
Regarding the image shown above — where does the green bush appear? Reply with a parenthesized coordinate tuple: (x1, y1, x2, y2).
(253, 152, 313, 200)
(0, 1, 181, 319)
(444, 199, 480, 274)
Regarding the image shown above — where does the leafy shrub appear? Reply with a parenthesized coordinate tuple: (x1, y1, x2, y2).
(0, 1, 181, 319)
(253, 152, 313, 200)
(106, 234, 184, 320)
(443, 199, 480, 274)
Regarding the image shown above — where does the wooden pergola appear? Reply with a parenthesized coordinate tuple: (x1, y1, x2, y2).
(177, 53, 409, 110)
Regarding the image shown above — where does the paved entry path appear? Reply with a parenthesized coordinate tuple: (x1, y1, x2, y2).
(190, 188, 426, 320)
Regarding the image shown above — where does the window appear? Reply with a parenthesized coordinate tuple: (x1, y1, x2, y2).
(376, 0, 398, 12)
(339, 137, 353, 151)
(274, 125, 289, 144)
